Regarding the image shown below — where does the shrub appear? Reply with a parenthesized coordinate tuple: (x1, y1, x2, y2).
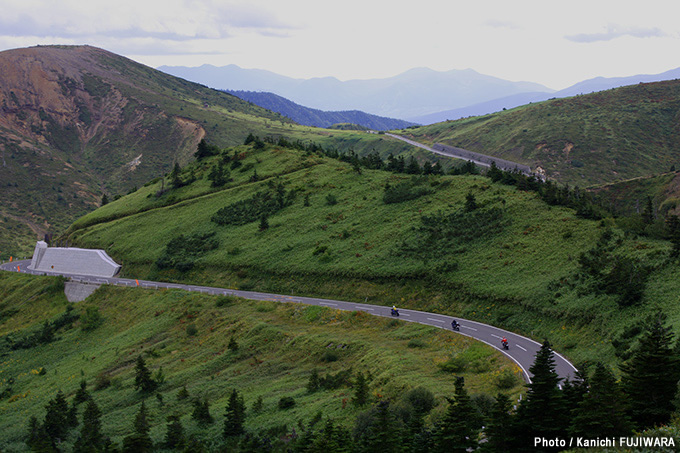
(94, 372, 111, 391)
(495, 369, 519, 389)
(80, 306, 103, 332)
(407, 339, 426, 348)
(186, 324, 198, 337)
(216, 295, 237, 307)
(278, 396, 296, 410)
(325, 194, 338, 206)
(320, 350, 339, 362)
(438, 355, 467, 373)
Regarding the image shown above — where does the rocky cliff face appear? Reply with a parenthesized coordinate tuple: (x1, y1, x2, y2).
(0, 46, 212, 253)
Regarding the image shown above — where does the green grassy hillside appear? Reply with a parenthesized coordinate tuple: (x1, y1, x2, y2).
(390, 80, 680, 187)
(0, 272, 522, 450)
(64, 140, 680, 368)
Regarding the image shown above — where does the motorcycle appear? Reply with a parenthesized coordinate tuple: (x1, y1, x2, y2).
(501, 340, 509, 350)
(390, 308, 400, 317)
(451, 321, 460, 331)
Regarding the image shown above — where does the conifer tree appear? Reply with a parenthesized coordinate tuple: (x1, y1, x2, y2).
(621, 312, 680, 428)
(122, 401, 153, 452)
(482, 393, 514, 453)
(43, 390, 70, 443)
(74, 398, 104, 452)
(307, 369, 320, 393)
(571, 363, 632, 437)
(192, 398, 214, 426)
(513, 340, 568, 450)
(406, 156, 422, 175)
(75, 379, 91, 405)
(134, 355, 157, 392)
(359, 401, 401, 453)
(26, 415, 55, 452)
(164, 414, 185, 449)
(666, 214, 680, 258)
(464, 192, 478, 212)
(353, 371, 369, 407)
(224, 389, 246, 437)
(434, 377, 479, 453)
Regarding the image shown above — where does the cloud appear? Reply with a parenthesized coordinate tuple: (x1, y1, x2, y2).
(566, 25, 667, 43)
(0, 1, 296, 42)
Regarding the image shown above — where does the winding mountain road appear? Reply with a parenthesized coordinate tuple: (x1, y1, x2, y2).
(1, 260, 577, 384)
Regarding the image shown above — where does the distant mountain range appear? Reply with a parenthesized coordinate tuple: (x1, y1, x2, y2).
(226, 90, 415, 130)
(158, 64, 553, 120)
(160, 64, 680, 125)
(409, 67, 680, 124)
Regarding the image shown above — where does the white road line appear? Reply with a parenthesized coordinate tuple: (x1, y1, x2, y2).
(427, 318, 446, 323)
(355, 306, 374, 311)
(516, 345, 527, 351)
(462, 326, 478, 331)
(491, 334, 502, 339)
(401, 313, 410, 317)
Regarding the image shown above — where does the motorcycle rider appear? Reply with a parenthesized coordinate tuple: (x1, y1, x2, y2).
(501, 337, 509, 349)
(451, 319, 459, 330)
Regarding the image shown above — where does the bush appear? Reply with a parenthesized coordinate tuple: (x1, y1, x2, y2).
(438, 355, 467, 373)
(495, 369, 519, 389)
(216, 295, 237, 307)
(325, 194, 338, 206)
(186, 324, 198, 337)
(278, 396, 296, 410)
(80, 306, 103, 332)
(320, 350, 339, 362)
(407, 339, 426, 348)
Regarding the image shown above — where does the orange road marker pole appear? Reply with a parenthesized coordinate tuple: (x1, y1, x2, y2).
(136, 279, 139, 286)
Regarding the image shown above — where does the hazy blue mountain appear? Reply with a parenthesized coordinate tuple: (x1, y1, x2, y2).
(410, 67, 680, 124)
(158, 64, 553, 119)
(227, 90, 417, 130)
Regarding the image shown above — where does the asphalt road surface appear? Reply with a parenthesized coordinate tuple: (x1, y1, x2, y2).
(1, 260, 578, 383)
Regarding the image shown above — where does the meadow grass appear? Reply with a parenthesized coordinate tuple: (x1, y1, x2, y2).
(0, 273, 523, 450)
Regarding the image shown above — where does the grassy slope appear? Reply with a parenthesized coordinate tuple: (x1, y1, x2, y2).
(63, 143, 679, 367)
(389, 80, 680, 187)
(589, 171, 680, 217)
(0, 272, 522, 450)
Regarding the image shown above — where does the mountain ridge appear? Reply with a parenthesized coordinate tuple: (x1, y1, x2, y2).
(158, 64, 554, 119)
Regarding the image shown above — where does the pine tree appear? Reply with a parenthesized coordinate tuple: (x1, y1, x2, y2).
(100, 193, 109, 206)
(434, 377, 479, 453)
(74, 398, 104, 452)
(164, 414, 185, 449)
(26, 415, 56, 452)
(122, 401, 153, 452)
(134, 355, 157, 392)
(464, 192, 478, 212)
(513, 340, 568, 450)
(228, 336, 239, 351)
(192, 398, 214, 426)
(406, 156, 422, 175)
(307, 369, 320, 393)
(170, 162, 183, 188)
(621, 312, 680, 428)
(177, 385, 189, 401)
(571, 363, 632, 437)
(43, 390, 70, 443)
(666, 214, 680, 258)
(353, 371, 369, 406)
(224, 389, 246, 437)
(481, 393, 514, 453)
(258, 215, 269, 231)
(75, 379, 91, 404)
(359, 401, 401, 453)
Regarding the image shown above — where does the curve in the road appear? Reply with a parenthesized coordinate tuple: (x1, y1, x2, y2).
(1, 260, 578, 384)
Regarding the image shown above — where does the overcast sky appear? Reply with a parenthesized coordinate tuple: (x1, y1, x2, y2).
(1, 0, 678, 90)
